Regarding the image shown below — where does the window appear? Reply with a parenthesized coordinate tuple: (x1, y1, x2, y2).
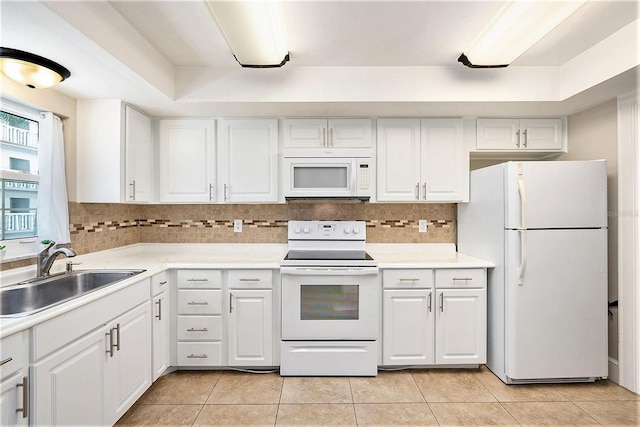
(1, 108, 40, 241)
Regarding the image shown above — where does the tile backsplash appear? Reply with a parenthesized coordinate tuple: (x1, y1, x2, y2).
(1, 202, 455, 270)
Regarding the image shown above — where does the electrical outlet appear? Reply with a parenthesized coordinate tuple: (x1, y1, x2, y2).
(234, 219, 242, 232)
(418, 219, 428, 233)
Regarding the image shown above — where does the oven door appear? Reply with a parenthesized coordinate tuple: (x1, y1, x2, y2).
(281, 267, 379, 340)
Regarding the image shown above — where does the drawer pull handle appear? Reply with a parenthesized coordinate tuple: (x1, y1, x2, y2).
(187, 278, 209, 282)
(452, 277, 473, 282)
(399, 278, 419, 282)
(187, 353, 208, 359)
(16, 376, 28, 419)
(159, 281, 167, 285)
(0, 357, 13, 366)
(187, 301, 209, 306)
(238, 278, 260, 282)
(187, 328, 209, 332)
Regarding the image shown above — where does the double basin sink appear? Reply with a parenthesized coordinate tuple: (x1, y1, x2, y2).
(1, 269, 145, 317)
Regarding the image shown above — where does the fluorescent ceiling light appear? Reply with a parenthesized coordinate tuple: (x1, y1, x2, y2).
(0, 47, 71, 88)
(206, 1, 289, 68)
(459, 0, 587, 68)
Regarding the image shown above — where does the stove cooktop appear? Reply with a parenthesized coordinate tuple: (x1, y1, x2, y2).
(283, 250, 373, 262)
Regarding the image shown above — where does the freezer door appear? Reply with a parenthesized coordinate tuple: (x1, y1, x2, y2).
(505, 160, 607, 229)
(504, 229, 608, 381)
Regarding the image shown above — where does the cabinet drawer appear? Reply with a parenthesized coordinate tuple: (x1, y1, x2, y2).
(177, 270, 222, 289)
(0, 331, 26, 380)
(177, 315, 222, 341)
(151, 271, 169, 296)
(435, 269, 486, 288)
(383, 269, 433, 288)
(177, 289, 222, 314)
(228, 269, 272, 289)
(177, 342, 222, 366)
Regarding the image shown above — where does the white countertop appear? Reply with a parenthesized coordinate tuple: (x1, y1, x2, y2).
(0, 243, 493, 338)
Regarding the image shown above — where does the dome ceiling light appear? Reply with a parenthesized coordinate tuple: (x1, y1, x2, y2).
(0, 47, 71, 89)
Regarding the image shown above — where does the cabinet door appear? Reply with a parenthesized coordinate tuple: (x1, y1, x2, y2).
(104, 302, 152, 425)
(476, 119, 519, 150)
(152, 290, 170, 381)
(376, 119, 421, 201)
(125, 106, 152, 202)
(328, 119, 372, 148)
(382, 289, 434, 365)
(421, 119, 466, 202)
(159, 119, 217, 202)
(0, 372, 28, 426)
(520, 118, 564, 150)
(228, 290, 273, 366)
(32, 328, 105, 426)
(221, 119, 278, 202)
(283, 119, 327, 148)
(435, 289, 486, 365)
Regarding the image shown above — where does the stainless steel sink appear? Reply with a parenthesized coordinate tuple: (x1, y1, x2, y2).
(1, 269, 145, 317)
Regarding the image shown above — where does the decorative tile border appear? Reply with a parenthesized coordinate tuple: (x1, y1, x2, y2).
(70, 218, 454, 233)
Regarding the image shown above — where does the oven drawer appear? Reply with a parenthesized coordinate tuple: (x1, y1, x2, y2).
(435, 269, 486, 288)
(228, 269, 272, 289)
(177, 269, 222, 289)
(383, 269, 433, 288)
(280, 341, 377, 376)
(177, 315, 222, 341)
(177, 342, 222, 366)
(177, 289, 222, 314)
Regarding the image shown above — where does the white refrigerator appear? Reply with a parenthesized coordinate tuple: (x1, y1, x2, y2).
(458, 160, 608, 384)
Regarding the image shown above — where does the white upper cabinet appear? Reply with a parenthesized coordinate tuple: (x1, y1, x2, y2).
(283, 118, 372, 155)
(158, 119, 217, 202)
(77, 101, 152, 203)
(476, 118, 565, 153)
(125, 107, 153, 202)
(220, 119, 278, 203)
(377, 118, 467, 202)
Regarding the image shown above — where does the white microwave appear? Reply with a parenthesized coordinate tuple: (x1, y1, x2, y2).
(283, 157, 372, 200)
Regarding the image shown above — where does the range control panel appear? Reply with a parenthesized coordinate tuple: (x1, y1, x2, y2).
(288, 220, 366, 240)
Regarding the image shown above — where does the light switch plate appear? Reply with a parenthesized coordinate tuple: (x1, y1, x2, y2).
(418, 219, 428, 233)
(234, 219, 242, 232)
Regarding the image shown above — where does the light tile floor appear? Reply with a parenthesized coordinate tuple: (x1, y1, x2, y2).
(116, 367, 640, 426)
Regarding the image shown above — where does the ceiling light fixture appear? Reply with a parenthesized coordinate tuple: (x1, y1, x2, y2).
(206, 1, 289, 68)
(0, 47, 71, 89)
(458, 0, 587, 68)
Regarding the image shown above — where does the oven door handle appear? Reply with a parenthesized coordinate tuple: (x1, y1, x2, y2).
(280, 267, 379, 276)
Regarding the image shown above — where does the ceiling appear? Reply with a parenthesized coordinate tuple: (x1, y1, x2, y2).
(1, 0, 638, 118)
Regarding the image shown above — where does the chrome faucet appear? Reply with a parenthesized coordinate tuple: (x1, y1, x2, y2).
(37, 241, 78, 277)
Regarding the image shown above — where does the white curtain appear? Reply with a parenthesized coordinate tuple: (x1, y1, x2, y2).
(37, 112, 71, 244)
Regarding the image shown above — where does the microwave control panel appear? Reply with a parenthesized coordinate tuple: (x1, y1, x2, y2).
(358, 163, 370, 190)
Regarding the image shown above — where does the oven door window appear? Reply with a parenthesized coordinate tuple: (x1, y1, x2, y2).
(300, 285, 359, 320)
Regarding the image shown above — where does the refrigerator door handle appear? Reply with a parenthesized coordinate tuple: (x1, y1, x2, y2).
(518, 229, 528, 285)
(517, 163, 528, 229)
(517, 163, 528, 285)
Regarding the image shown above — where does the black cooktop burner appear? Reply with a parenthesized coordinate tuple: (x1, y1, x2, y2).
(284, 250, 373, 261)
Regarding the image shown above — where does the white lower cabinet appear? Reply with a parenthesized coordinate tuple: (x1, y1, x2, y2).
(0, 331, 29, 427)
(228, 289, 273, 366)
(31, 279, 152, 426)
(151, 272, 170, 381)
(383, 289, 434, 365)
(382, 268, 486, 366)
(435, 289, 486, 364)
(175, 270, 223, 366)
